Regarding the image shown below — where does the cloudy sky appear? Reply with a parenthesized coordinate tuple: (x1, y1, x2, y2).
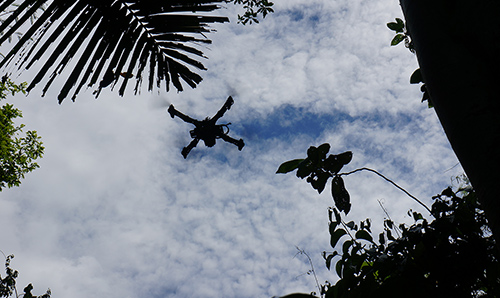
(1, 1, 463, 297)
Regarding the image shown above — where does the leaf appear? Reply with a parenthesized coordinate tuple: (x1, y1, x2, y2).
(387, 21, 404, 33)
(346, 221, 356, 230)
(356, 230, 373, 242)
(337, 151, 353, 165)
(326, 252, 338, 270)
(0, 1, 230, 102)
(396, 18, 405, 27)
(342, 240, 352, 255)
(441, 187, 454, 198)
(329, 221, 339, 234)
(330, 228, 347, 249)
(317, 143, 331, 160)
(386, 229, 395, 241)
(378, 232, 385, 245)
(306, 145, 318, 161)
(324, 154, 343, 174)
(331, 176, 351, 215)
(410, 68, 423, 84)
(412, 211, 424, 221)
(296, 158, 313, 178)
(276, 158, 304, 174)
(313, 171, 330, 194)
(384, 219, 393, 229)
(324, 151, 352, 174)
(391, 34, 406, 46)
(335, 259, 343, 278)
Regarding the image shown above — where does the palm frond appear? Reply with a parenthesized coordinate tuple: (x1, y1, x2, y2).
(0, 0, 229, 103)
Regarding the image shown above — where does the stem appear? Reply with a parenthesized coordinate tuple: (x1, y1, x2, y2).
(294, 246, 321, 297)
(378, 199, 401, 237)
(339, 167, 432, 215)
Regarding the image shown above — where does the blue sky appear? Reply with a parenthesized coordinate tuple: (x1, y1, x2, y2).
(0, 1, 464, 297)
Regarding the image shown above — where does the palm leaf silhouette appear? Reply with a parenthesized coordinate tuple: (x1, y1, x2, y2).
(0, 0, 229, 103)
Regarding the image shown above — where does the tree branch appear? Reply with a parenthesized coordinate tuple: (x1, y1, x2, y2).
(339, 167, 432, 215)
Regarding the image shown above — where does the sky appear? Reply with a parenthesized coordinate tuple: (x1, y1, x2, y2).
(0, 1, 464, 297)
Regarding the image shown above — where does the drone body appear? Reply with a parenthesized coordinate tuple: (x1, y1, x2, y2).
(168, 96, 245, 158)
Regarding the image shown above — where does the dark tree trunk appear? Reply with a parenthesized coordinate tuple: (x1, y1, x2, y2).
(400, 0, 500, 245)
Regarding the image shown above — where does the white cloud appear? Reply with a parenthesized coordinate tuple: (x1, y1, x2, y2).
(1, 1, 463, 297)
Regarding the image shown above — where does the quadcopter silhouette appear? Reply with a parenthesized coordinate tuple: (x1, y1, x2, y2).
(168, 96, 245, 158)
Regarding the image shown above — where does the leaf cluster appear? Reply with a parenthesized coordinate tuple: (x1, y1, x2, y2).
(322, 186, 500, 298)
(386, 18, 414, 52)
(0, 77, 44, 191)
(227, 0, 274, 25)
(409, 68, 432, 108)
(0, 1, 230, 102)
(387, 18, 432, 108)
(276, 143, 353, 214)
(0, 254, 50, 298)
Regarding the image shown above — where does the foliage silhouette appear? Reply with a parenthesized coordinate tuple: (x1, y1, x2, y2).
(0, 0, 273, 103)
(277, 143, 430, 215)
(321, 183, 500, 297)
(0, 253, 51, 298)
(277, 144, 500, 297)
(0, 76, 44, 190)
(386, 17, 431, 108)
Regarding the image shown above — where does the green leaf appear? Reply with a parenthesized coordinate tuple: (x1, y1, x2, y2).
(412, 211, 424, 221)
(410, 68, 422, 84)
(391, 34, 405, 46)
(346, 221, 356, 230)
(387, 21, 404, 33)
(355, 230, 373, 242)
(330, 228, 347, 249)
(276, 158, 304, 174)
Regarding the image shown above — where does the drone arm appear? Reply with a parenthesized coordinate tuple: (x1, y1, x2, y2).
(181, 139, 199, 158)
(212, 96, 234, 121)
(168, 105, 199, 124)
(220, 134, 245, 151)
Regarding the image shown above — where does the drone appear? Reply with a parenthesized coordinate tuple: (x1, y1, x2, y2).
(168, 96, 245, 158)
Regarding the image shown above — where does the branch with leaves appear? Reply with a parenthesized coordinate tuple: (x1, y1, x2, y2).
(0, 252, 51, 298)
(276, 143, 430, 215)
(226, 0, 274, 25)
(0, 77, 44, 191)
(387, 17, 431, 107)
(277, 144, 499, 297)
(0, 0, 274, 102)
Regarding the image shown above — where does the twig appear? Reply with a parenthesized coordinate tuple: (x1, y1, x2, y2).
(294, 246, 321, 297)
(339, 167, 432, 215)
(378, 199, 401, 237)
